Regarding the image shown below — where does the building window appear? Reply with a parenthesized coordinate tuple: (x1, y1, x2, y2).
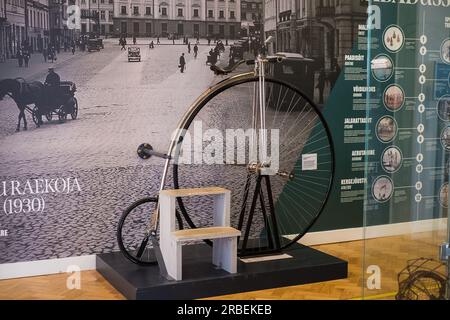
(92, 0, 96, 3)
(241, 11, 245, 20)
(100, 10, 105, 20)
(177, 8, 183, 17)
(109, 0, 113, 3)
(108, 11, 113, 21)
(208, 10, 213, 18)
(100, 0, 104, 3)
(230, 11, 234, 19)
(121, 6, 126, 15)
(146, 7, 151, 15)
(247, 3, 251, 9)
(146, 23, 151, 36)
(252, 3, 256, 9)
(133, 6, 139, 15)
(161, 7, 167, 16)
(219, 10, 224, 18)
(81, 0, 85, 3)
(193, 9, 199, 17)
(162, 23, 167, 35)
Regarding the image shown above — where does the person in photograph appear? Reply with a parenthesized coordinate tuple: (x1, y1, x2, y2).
(17, 49, 23, 67)
(316, 68, 326, 104)
(193, 44, 198, 59)
(157, 36, 160, 44)
(179, 53, 186, 73)
(23, 48, 30, 67)
(188, 42, 191, 54)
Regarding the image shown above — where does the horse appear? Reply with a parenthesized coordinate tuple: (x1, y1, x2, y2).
(0, 78, 46, 131)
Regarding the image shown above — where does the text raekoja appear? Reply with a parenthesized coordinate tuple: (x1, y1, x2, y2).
(1, 177, 81, 197)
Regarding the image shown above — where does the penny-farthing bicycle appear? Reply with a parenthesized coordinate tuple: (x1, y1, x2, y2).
(117, 43, 335, 267)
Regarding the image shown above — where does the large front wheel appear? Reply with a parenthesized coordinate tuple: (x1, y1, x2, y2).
(172, 76, 335, 256)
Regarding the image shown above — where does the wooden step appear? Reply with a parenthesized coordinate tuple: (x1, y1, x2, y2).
(171, 227, 241, 242)
(160, 187, 229, 198)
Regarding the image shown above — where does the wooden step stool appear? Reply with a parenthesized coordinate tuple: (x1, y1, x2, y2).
(159, 187, 241, 281)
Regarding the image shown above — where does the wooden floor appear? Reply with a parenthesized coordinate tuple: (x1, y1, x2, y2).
(0, 230, 446, 300)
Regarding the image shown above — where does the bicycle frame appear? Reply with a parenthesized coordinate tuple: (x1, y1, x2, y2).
(149, 56, 270, 234)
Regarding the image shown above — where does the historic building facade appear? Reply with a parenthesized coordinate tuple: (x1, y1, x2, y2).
(240, 0, 261, 36)
(264, 0, 367, 69)
(1, 0, 7, 60)
(27, 0, 50, 52)
(4, 0, 26, 57)
(113, 0, 241, 39)
(48, 0, 72, 48)
(76, 0, 114, 36)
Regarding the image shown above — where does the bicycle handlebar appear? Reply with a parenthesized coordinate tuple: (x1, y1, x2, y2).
(210, 56, 284, 75)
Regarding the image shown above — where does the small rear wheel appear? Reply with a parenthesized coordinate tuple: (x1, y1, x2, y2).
(117, 197, 184, 265)
(117, 197, 159, 265)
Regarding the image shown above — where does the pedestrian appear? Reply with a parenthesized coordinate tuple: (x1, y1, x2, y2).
(149, 40, 154, 49)
(173, 37, 175, 45)
(71, 43, 76, 55)
(187, 42, 191, 54)
(157, 36, 160, 44)
(133, 35, 137, 45)
(316, 68, 326, 104)
(43, 47, 48, 62)
(121, 38, 126, 51)
(49, 46, 57, 63)
(207, 37, 211, 46)
(17, 49, 23, 67)
(23, 49, 30, 67)
(193, 44, 198, 59)
(179, 53, 186, 73)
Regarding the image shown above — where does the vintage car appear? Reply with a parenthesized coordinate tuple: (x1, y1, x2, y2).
(87, 38, 101, 52)
(128, 47, 141, 62)
(266, 52, 316, 105)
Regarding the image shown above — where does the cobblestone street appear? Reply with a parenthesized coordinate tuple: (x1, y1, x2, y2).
(0, 39, 232, 263)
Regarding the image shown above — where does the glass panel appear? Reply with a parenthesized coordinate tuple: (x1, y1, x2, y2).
(364, 2, 449, 300)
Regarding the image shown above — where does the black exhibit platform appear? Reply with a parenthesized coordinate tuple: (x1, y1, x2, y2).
(97, 243, 347, 300)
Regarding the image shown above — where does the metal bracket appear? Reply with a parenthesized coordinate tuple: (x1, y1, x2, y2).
(439, 242, 450, 262)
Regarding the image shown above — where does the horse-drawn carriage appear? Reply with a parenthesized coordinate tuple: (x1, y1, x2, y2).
(29, 81, 78, 125)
